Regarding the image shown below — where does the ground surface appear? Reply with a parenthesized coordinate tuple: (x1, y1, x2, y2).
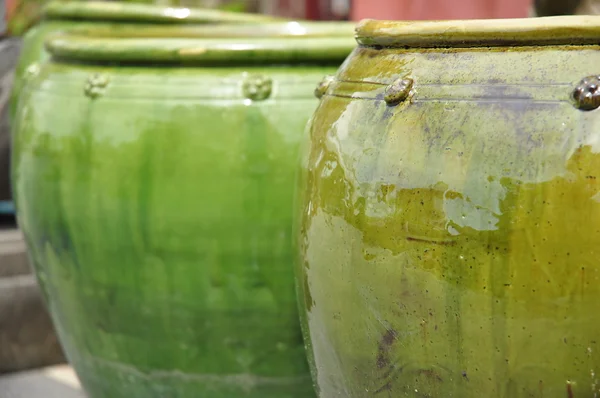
(0, 365, 84, 398)
(0, 226, 66, 374)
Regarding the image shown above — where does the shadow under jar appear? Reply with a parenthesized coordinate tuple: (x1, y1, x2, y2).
(295, 16, 600, 398)
(12, 30, 355, 398)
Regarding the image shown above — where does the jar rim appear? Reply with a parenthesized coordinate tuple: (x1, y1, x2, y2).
(356, 16, 600, 48)
(45, 34, 356, 65)
(60, 21, 356, 40)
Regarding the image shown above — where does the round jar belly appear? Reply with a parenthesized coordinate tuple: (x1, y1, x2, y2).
(12, 34, 355, 398)
(295, 16, 600, 398)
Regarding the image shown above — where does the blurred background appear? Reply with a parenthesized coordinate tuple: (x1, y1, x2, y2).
(0, 0, 590, 395)
(4, 0, 544, 37)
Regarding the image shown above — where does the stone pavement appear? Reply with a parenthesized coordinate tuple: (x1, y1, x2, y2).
(0, 365, 85, 398)
(0, 227, 66, 373)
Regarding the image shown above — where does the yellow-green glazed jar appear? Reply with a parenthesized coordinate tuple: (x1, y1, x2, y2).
(296, 16, 600, 398)
(13, 28, 355, 398)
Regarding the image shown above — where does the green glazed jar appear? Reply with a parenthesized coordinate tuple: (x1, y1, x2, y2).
(296, 16, 600, 398)
(9, 0, 289, 122)
(12, 30, 355, 398)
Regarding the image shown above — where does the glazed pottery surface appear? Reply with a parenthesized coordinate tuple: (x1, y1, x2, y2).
(8, 0, 290, 123)
(13, 33, 355, 397)
(296, 16, 600, 398)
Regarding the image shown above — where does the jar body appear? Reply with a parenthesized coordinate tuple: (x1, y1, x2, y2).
(13, 61, 330, 397)
(296, 44, 600, 397)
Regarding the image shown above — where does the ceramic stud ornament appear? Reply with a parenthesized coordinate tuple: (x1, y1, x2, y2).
(12, 29, 355, 398)
(295, 16, 600, 398)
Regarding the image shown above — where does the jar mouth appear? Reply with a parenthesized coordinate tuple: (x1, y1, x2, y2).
(43, 0, 283, 24)
(356, 16, 600, 48)
(45, 34, 357, 66)
(64, 21, 356, 40)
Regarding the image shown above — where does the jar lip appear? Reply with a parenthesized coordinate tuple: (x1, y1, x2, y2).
(43, 0, 283, 24)
(44, 34, 356, 65)
(356, 16, 600, 48)
(62, 21, 357, 40)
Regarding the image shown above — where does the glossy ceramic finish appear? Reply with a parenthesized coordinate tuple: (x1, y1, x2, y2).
(8, 0, 289, 123)
(13, 35, 355, 398)
(296, 15, 600, 398)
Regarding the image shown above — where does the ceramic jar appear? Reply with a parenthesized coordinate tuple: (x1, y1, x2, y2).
(295, 16, 600, 397)
(12, 29, 355, 398)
